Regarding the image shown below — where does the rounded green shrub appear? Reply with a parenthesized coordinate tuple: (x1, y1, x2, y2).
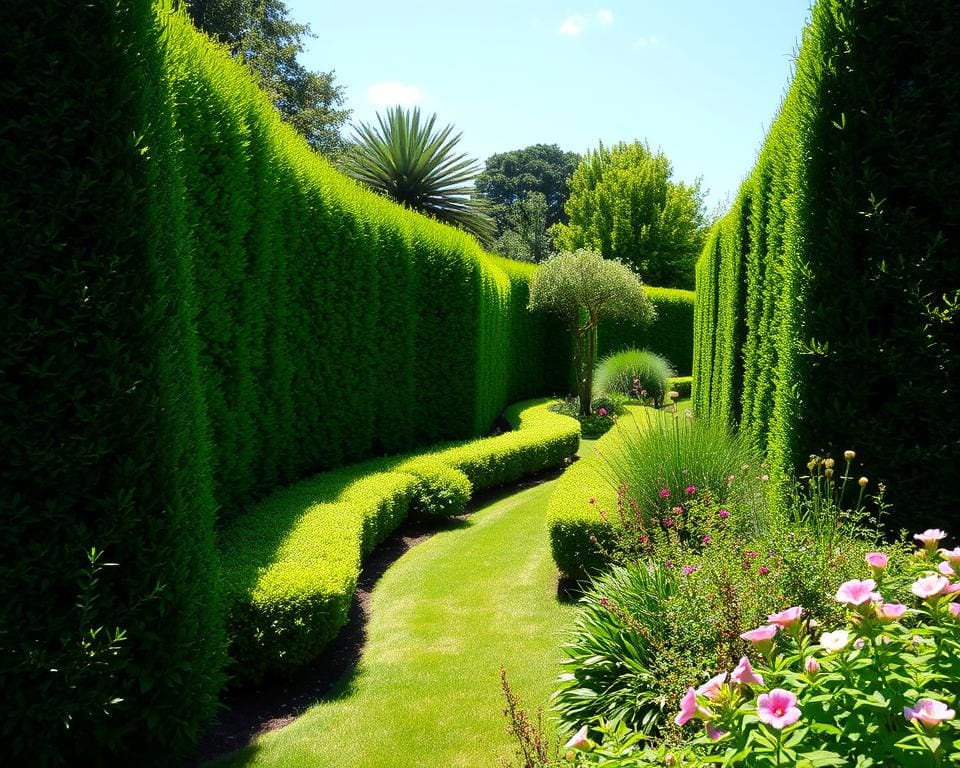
(594, 349, 675, 406)
(400, 460, 472, 517)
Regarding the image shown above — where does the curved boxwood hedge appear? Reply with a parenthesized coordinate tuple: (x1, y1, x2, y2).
(546, 405, 648, 579)
(220, 400, 580, 685)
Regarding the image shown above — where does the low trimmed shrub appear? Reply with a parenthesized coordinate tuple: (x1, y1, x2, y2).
(595, 349, 675, 407)
(220, 399, 580, 685)
(666, 376, 692, 400)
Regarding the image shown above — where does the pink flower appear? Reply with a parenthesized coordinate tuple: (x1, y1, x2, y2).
(756, 688, 801, 730)
(914, 529, 947, 551)
(659, 488, 670, 499)
(876, 603, 908, 621)
(564, 725, 590, 750)
(675, 687, 710, 726)
(705, 723, 726, 741)
(938, 561, 955, 578)
(597, 407, 609, 416)
(904, 699, 955, 729)
(804, 656, 820, 676)
(740, 624, 778, 653)
(759, 566, 770, 576)
(702, 535, 712, 545)
(727, 475, 735, 484)
(819, 630, 850, 652)
(696, 672, 727, 699)
(912, 574, 951, 600)
(719, 509, 730, 519)
(682, 564, 697, 576)
(685, 485, 697, 495)
(767, 606, 804, 629)
(865, 552, 889, 570)
(950, 603, 960, 619)
(663, 517, 674, 528)
(672, 506, 685, 515)
(730, 656, 764, 687)
(940, 547, 960, 566)
(835, 579, 880, 606)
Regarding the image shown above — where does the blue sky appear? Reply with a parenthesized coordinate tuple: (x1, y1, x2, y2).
(286, 0, 813, 211)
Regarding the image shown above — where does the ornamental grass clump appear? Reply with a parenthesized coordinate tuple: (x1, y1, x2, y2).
(665, 530, 960, 766)
(594, 349, 675, 408)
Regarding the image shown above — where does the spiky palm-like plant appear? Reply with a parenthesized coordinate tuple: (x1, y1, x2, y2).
(342, 106, 494, 244)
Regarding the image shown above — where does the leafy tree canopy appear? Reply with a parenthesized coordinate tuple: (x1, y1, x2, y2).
(553, 141, 707, 290)
(341, 106, 495, 244)
(529, 249, 655, 415)
(476, 144, 581, 233)
(186, 0, 350, 155)
(492, 191, 552, 263)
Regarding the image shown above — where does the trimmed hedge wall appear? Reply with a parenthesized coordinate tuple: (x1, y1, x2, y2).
(2, 1, 572, 761)
(1, 1, 222, 764)
(693, 0, 960, 531)
(600, 287, 695, 376)
(220, 400, 580, 685)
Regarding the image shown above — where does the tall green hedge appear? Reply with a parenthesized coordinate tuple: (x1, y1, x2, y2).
(599, 286, 695, 376)
(1, 1, 570, 761)
(1, 1, 222, 764)
(693, 0, 960, 531)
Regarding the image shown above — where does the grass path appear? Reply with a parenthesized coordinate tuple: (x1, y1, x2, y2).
(211, 442, 597, 768)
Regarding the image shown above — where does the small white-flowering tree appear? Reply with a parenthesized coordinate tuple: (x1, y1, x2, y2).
(528, 249, 655, 416)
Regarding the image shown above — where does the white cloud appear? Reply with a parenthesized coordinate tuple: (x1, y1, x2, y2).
(367, 81, 424, 107)
(634, 36, 659, 48)
(596, 9, 614, 25)
(559, 15, 587, 37)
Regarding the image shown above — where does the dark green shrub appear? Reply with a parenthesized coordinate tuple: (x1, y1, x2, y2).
(595, 349, 675, 406)
(693, 0, 960, 530)
(553, 564, 679, 735)
(0, 1, 222, 763)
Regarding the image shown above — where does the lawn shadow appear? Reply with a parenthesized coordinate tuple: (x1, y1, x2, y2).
(189, 514, 470, 766)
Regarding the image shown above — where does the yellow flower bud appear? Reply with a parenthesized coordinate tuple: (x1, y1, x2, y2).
(824, 458, 835, 469)
(844, 450, 856, 461)
(858, 477, 868, 487)
(825, 468, 834, 479)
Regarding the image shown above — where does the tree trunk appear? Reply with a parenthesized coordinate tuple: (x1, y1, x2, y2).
(578, 322, 597, 417)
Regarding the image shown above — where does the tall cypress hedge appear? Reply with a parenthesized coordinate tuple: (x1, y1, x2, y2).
(2, 1, 570, 761)
(693, 0, 960, 531)
(1, 1, 222, 764)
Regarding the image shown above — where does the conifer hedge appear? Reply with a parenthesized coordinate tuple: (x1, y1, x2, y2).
(693, 0, 960, 531)
(2, 1, 570, 761)
(599, 287, 695, 376)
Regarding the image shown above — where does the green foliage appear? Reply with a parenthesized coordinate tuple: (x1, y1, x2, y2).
(476, 143, 581, 232)
(551, 394, 626, 439)
(553, 564, 679, 735)
(595, 349, 675, 407)
(600, 287, 695, 377)
(529, 249, 655, 416)
(692, 0, 960, 531)
(0, 0, 223, 762)
(554, 142, 707, 290)
(220, 400, 580, 685)
(186, 0, 350, 155)
(667, 376, 692, 400)
(493, 191, 553, 263)
(341, 106, 495, 243)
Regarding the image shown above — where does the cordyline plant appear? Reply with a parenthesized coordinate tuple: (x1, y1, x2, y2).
(657, 529, 960, 767)
(528, 249, 654, 416)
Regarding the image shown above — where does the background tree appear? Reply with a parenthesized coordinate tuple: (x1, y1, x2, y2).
(553, 141, 707, 289)
(341, 106, 495, 244)
(528, 249, 655, 416)
(186, 0, 350, 155)
(476, 144, 581, 234)
(492, 191, 552, 263)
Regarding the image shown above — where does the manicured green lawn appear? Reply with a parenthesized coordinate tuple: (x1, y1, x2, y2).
(210, 443, 596, 768)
